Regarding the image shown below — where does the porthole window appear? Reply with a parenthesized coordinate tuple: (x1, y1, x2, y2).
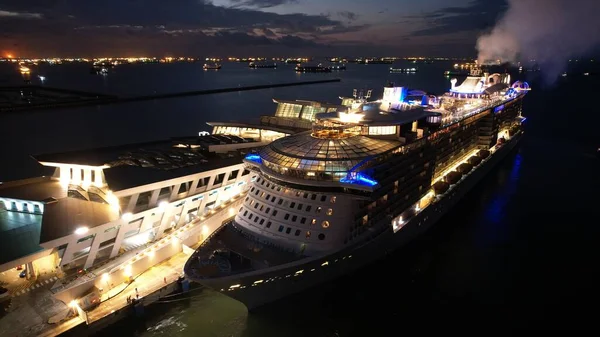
(330, 196, 336, 203)
(311, 219, 316, 225)
(321, 221, 330, 229)
(306, 231, 311, 238)
(318, 233, 325, 240)
(326, 208, 333, 216)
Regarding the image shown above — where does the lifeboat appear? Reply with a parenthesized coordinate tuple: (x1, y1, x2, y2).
(433, 181, 450, 195)
(444, 171, 462, 184)
(468, 156, 482, 166)
(457, 163, 473, 174)
(478, 149, 490, 159)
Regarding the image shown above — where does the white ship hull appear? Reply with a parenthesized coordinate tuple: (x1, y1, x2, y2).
(192, 132, 523, 310)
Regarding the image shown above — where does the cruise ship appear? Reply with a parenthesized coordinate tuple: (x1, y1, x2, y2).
(184, 68, 531, 310)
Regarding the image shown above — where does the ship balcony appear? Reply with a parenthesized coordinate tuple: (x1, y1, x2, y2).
(184, 221, 303, 280)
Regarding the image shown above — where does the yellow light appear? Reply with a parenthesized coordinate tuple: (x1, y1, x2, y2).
(74, 226, 89, 235)
(338, 112, 363, 124)
(123, 265, 132, 277)
(69, 300, 78, 308)
(102, 273, 109, 281)
(148, 250, 155, 258)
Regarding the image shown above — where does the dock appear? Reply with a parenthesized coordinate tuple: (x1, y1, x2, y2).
(6, 193, 247, 337)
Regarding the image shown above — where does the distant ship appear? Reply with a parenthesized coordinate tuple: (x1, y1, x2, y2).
(249, 61, 277, 69)
(294, 63, 332, 73)
(329, 64, 346, 71)
(445, 62, 478, 76)
(390, 67, 417, 73)
(90, 66, 108, 75)
(185, 67, 531, 310)
(203, 63, 222, 70)
(444, 69, 470, 76)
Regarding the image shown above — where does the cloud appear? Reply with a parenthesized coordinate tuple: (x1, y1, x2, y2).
(406, 0, 508, 37)
(0, 0, 367, 56)
(228, 0, 298, 8)
(0, 9, 43, 19)
(337, 11, 358, 22)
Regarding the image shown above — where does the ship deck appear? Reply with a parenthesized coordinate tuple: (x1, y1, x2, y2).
(185, 222, 303, 279)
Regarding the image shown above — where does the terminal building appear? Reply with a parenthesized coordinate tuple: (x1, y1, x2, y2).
(0, 97, 333, 280)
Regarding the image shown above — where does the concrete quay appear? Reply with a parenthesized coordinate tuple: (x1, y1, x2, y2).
(0, 193, 244, 337)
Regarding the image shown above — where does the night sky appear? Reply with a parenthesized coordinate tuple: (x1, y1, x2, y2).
(0, 0, 509, 57)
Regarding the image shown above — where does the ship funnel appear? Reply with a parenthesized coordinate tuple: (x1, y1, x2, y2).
(450, 78, 457, 89)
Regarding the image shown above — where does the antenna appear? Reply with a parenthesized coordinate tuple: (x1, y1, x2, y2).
(358, 89, 364, 99)
(366, 90, 372, 99)
(352, 89, 357, 98)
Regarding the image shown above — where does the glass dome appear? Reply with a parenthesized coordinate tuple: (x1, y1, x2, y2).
(259, 132, 400, 175)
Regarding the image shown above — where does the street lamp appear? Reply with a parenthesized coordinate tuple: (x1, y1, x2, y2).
(102, 273, 110, 290)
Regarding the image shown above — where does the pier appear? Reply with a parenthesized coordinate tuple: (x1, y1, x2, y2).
(3, 192, 247, 337)
(0, 79, 341, 114)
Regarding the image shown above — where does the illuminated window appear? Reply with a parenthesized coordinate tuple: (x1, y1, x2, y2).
(275, 103, 302, 118)
(327, 208, 333, 216)
(311, 219, 316, 225)
(322, 221, 330, 229)
(316, 207, 322, 214)
(306, 231, 311, 238)
(330, 196, 336, 203)
(368, 126, 396, 135)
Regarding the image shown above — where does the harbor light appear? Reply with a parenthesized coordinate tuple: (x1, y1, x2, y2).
(74, 226, 89, 235)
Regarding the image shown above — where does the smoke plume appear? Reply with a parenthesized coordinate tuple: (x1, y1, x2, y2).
(476, 0, 600, 81)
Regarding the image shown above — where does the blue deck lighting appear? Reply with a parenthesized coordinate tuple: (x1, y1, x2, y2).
(244, 154, 262, 164)
(340, 172, 378, 187)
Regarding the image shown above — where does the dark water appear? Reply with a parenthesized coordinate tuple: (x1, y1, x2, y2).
(2, 61, 599, 335)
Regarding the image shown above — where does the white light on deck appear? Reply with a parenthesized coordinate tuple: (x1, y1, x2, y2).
(121, 212, 133, 221)
(74, 226, 89, 235)
(339, 112, 363, 124)
(158, 201, 168, 211)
